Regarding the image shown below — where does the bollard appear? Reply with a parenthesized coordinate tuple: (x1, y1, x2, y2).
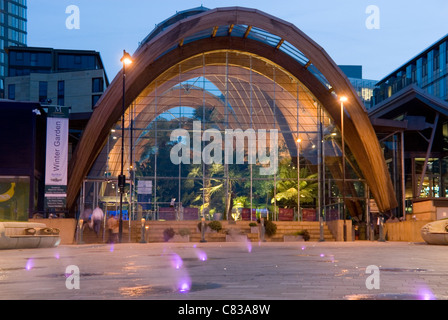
(319, 215, 325, 242)
(78, 219, 85, 244)
(200, 217, 207, 243)
(140, 218, 147, 243)
(378, 216, 386, 242)
(260, 218, 266, 242)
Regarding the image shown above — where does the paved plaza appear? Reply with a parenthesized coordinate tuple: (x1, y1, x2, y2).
(1, 241, 448, 300)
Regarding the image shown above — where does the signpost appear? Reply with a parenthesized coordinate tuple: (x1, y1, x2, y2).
(44, 107, 69, 211)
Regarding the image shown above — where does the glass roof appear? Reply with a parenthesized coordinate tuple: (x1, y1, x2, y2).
(138, 7, 332, 90)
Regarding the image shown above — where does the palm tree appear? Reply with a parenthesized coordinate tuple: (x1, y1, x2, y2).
(273, 158, 318, 208)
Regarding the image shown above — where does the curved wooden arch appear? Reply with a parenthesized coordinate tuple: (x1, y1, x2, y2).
(67, 7, 397, 213)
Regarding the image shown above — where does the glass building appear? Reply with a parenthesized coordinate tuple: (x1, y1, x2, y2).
(0, 0, 27, 95)
(369, 34, 448, 219)
(68, 7, 396, 231)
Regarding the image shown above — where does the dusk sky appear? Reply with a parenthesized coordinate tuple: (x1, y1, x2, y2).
(27, 0, 448, 83)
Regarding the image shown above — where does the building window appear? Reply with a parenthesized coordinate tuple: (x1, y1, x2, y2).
(92, 77, 103, 93)
(39, 81, 48, 103)
(434, 51, 440, 72)
(8, 84, 15, 100)
(422, 60, 428, 78)
(57, 80, 65, 106)
(92, 94, 101, 109)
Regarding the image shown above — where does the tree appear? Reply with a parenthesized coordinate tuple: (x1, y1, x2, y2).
(273, 158, 318, 208)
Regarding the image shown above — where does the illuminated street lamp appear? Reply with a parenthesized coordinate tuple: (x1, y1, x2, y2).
(119, 50, 132, 243)
(340, 96, 348, 242)
(296, 138, 302, 221)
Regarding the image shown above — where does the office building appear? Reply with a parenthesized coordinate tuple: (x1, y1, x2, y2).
(369, 34, 448, 220)
(4, 46, 109, 160)
(0, 0, 27, 95)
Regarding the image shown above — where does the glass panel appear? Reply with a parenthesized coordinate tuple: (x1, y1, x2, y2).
(85, 50, 367, 224)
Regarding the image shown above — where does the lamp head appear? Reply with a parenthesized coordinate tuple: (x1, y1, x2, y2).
(340, 96, 348, 103)
(121, 50, 133, 66)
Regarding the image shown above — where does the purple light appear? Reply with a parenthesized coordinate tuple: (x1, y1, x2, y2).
(178, 278, 191, 293)
(110, 244, 114, 252)
(320, 254, 325, 258)
(170, 254, 183, 269)
(25, 259, 34, 271)
(54, 252, 60, 260)
(246, 241, 252, 253)
(418, 288, 436, 300)
(301, 246, 306, 251)
(195, 250, 207, 262)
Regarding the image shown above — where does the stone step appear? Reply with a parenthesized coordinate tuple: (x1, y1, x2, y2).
(77, 220, 337, 243)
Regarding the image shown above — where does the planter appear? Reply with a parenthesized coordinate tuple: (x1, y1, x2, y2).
(284, 235, 305, 242)
(169, 235, 190, 243)
(226, 234, 248, 242)
(250, 226, 259, 234)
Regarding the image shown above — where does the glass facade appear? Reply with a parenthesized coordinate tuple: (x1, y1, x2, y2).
(373, 36, 448, 106)
(0, 0, 27, 92)
(370, 35, 448, 215)
(83, 51, 368, 224)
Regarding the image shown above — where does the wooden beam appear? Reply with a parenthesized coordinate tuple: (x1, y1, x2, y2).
(243, 26, 252, 39)
(276, 39, 284, 50)
(211, 26, 218, 38)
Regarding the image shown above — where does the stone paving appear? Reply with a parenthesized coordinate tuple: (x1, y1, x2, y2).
(1, 241, 448, 300)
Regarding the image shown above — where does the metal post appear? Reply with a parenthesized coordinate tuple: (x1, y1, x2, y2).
(140, 218, 146, 243)
(341, 98, 347, 242)
(78, 219, 84, 244)
(200, 217, 207, 243)
(118, 57, 126, 243)
(378, 216, 386, 242)
(260, 217, 266, 242)
(318, 104, 324, 242)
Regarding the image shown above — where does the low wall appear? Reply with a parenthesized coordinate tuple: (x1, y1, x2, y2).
(384, 220, 431, 242)
(29, 218, 77, 245)
(326, 219, 353, 242)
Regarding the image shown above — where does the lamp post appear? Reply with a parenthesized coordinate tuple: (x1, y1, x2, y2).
(119, 50, 133, 243)
(296, 138, 302, 221)
(140, 218, 146, 243)
(340, 96, 348, 242)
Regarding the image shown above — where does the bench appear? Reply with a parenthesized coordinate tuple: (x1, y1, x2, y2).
(421, 220, 448, 245)
(0, 222, 61, 250)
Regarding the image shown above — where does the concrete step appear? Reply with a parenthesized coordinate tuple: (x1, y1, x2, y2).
(77, 220, 337, 243)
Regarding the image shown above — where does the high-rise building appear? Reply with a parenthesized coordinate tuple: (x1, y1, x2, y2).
(339, 65, 377, 109)
(0, 0, 27, 94)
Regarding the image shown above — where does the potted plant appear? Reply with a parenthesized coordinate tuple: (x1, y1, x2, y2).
(208, 220, 223, 233)
(264, 220, 277, 238)
(284, 230, 310, 242)
(163, 227, 175, 242)
(225, 228, 248, 242)
(171, 228, 191, 242)
(249, 222, 258, 234)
